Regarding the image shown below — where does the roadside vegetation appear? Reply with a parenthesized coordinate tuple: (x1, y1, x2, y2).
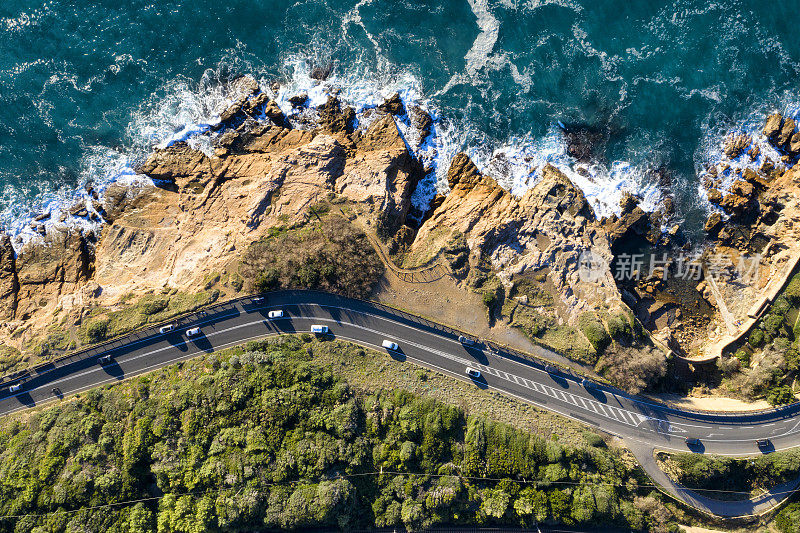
(0, 337, 688, 532)
(239, 205, 384, 299)
(21, 290, 221, 360)
(655, 450, 800, 502)
(486, 270, 666, 393)
(721, 270, 800, 405)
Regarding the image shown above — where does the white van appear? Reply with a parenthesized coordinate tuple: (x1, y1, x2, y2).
(381, 339, 399, 351)
(159, 324, 175, 334)
(9, 382, 22, 393)
(310, 325, 329, 334)
(268, 310, 284, 319)
(186, 327, 201, 337)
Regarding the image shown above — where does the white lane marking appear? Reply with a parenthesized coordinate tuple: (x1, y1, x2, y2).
(7, 312, 652, 431)
(15, 298, 783, 435)
(4, 302, 798, 445)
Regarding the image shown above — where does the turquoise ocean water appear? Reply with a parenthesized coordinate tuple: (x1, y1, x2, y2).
(2, 0, 800, 243)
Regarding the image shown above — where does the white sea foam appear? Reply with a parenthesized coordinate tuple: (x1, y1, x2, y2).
(2, 68, 242, 252)
(466, 127, 663, 218)
(696, 100, 795, 211)
(4, 53, 668, 253)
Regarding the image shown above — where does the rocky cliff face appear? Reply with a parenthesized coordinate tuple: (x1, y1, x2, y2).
(0, 79, 423, 355)
(409, 153, 624, 319)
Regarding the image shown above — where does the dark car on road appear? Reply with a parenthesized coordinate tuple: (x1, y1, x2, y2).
(685, 437, 701, 447)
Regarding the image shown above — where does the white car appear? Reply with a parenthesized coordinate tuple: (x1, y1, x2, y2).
(186, 327, 201, 337)
(9, 382, 22, 393)
(310, 324, 329, 334)
(465, 367, 481, 379)
(159, 324, 175, 334)
(98, 355, 113, 365)
(268, 310, 284, 319)
(458, 335, 476, 346)
(381, 339, 399, 351)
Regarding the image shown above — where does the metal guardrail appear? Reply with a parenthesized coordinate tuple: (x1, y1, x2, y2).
(1, 289, 797, 421)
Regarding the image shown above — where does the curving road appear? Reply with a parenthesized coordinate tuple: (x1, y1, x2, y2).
(1, 290, 799, 517)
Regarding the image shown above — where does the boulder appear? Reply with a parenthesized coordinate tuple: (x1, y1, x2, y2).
(410, 105, 433, 139)
(378, 92, 405, 116)
(288, 94, 308, 107)
(706, 188, 723, 204)
(720, 193, 751, 217)
(263, 100, 287, 127)
(309, 64, 333, 81)
(723, 133, 750, 158)
(704, 212, 723, 234)
(241, 92, 268, 116)
(790, 132, 800, 154)
(778, 117, 797, 147)
(730, 179, 755, 199)
(139, 145, 214, 189)
(763, 113, 783, 140)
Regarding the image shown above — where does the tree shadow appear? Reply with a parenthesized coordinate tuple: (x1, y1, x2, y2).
(545, 366, 570, 389)
(586, 386, 608, 403)
(15, 391, 35, 407)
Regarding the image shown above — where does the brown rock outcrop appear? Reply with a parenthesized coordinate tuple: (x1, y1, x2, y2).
(408, 153, 623, 317)
(723, 133, 750, 158)
(763, 113, 783, 139)
(92, 97, 419, 299)
(0, 234, 17, 320)
(0, 79, 425, 354)
(13, 229, 93, 321)
(378, 93, 405, 116)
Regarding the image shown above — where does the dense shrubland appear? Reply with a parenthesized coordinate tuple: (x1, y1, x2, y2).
(239, 209, 384, 299)
(723, 271, 800, 405)
(0, 337, 685, 532)
(656, 450, 800, 501)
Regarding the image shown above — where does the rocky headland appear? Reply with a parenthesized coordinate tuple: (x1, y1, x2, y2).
(4, 75, 800, 402)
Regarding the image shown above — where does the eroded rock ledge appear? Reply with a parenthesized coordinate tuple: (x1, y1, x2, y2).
(0, 75, 635, 376)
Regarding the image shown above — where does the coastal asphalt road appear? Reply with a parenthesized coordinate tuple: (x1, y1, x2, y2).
(1, 290, 800, 517)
